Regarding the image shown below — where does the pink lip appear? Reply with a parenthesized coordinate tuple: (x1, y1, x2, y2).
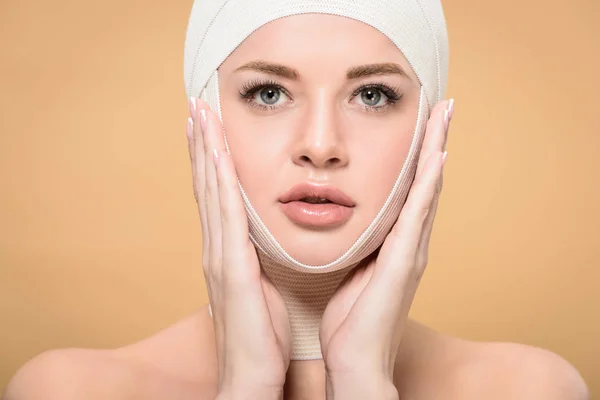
(279, 183, 356, 207)
(278, 183, 355, 228)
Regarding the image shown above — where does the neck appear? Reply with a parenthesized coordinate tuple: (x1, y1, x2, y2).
(283, 360, 327, 400)
(259, 252, 353, 360)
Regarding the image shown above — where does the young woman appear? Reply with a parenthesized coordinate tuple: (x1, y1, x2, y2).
(4, 1, 589, 399)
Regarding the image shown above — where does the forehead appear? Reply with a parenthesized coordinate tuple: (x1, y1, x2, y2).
(218, 13, 418, 82)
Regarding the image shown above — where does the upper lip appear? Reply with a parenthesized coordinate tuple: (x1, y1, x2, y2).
(279, 182, 356, 207)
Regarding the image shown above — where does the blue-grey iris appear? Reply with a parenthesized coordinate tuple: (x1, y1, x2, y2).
(260, 87, 280, 105)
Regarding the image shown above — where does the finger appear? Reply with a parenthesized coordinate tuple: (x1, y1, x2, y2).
(442, 98, 454, 152)
(384, 98, 449, 262)
(346, 151, 444, 336)
(186, 117, 196, 199)
(187, 115, 208, 243)
(417, 152, 447, 267)
(215, 150, 271, 349)
(214, 149, 257, 281)
(416, 99, 451, 178)
(190, 99, 222, 344)
(196, 100, 227, 361)
(416, 101, 453, 263)
(200, 99, 229, 155)
(214, 150, 276, 356)
(199, 100, 224, 277)
(383, 151, 444, 270)
(364, 151, 444, 304)
(416, 180, 442, 270)
(189, 98, 210, 269)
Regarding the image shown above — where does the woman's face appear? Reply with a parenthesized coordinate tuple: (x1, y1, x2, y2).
(217, 13, 421, 265)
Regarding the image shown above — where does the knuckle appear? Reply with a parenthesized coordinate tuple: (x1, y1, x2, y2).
(211, 253, 221, 267)
(418, 256, 428, 270)
(417, 206, 431, 223)
(220, 208, 233, 226)
(414, 271, 423, 284)
(205, 180, 215, 197)
(202, 253, 210, 271)
(390, 220, 404, 238)
(202, 264, 211, 279)
(204, 261, 220, 281)
(193, 184, 202, 203)
(412, 263, 427, 284)
(208, 269, 219, 284)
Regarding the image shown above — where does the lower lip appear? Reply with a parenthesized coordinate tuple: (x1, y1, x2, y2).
(279, 201, 354, 228)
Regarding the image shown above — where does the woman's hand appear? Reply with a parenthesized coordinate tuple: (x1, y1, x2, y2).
(319, 99, 454, 400)
(187, 98, 292, 400)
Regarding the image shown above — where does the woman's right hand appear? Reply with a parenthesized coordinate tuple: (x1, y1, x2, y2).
(187, 97, 292, 400)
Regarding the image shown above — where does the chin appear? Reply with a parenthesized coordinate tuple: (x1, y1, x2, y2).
(270, 218, 362, 268)
(282, 240, 350, 268)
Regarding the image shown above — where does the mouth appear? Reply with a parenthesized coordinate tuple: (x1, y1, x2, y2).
(279, 183, 356, 207)
(278, 183, 355, 228)
(297, 197, 334, 204)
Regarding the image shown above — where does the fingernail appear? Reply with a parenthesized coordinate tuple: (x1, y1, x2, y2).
(186, 117, 193, 140)
(443, 109, 449, 132)
(442, 151, 448, 166)
(200, 109, 207, 132)
(189, 97, 196, 119)
(448, 98, 454, 121)
(212, 149, 219, 166)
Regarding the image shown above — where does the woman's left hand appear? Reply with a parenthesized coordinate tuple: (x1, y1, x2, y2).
(319, 99, 453, 400)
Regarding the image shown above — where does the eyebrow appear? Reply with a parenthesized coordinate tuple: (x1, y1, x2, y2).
(233, 61, 408, 80)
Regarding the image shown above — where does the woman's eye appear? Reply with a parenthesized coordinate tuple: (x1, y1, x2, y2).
(350, 84, 401, 112)
(357, 88, 388, 107)
(240, 81, 399, 112)
(252, 86, 288, 107)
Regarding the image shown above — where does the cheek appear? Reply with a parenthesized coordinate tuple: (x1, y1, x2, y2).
(358, 133, 413, 190)
(377, 134, 413, 187)
(219, 100, 300, 200)
(223, 123, 274, 197)
(345, 114, 417, 210)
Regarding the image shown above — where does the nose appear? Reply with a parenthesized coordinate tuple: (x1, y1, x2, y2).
(291, 93, 349, 170)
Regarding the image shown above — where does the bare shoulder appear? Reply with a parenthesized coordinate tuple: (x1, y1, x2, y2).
(3, 347, 136, 400)
(445, 339, 589, 399)
(3, 309, 589, 400)
(2, 307, 217, 400)
(394, 321, 589, 399)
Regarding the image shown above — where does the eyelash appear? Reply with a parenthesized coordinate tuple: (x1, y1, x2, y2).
(238, 78, 402, 113)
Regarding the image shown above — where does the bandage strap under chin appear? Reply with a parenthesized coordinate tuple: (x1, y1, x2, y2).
(202, 71, 429, 359)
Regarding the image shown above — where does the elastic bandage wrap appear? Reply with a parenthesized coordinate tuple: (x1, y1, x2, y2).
(184, 0, 449, 360)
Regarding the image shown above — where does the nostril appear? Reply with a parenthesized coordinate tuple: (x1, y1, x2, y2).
(296, 155, 344, 168)
(326, 157, 342, 167)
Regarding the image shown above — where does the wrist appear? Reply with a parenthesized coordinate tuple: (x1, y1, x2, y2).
(326, 373, 398, 400)
(217, 386, 283, 400)
(217, 363, 287, 400)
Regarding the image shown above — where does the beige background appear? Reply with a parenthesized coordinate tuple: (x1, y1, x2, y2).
(1, 0, 599, 394)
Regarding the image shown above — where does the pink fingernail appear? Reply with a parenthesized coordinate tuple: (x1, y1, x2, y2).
(447, 98, 454, 121)
(200, 109, 207, 132)
(443, 109, 449, 132)
(189, 97, 196, 119)
(186, 117, 193, 140)
(442, 151, 448, 166)
(212, 149, 219, 166)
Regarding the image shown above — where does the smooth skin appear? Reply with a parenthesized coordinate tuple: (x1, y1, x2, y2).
(192, 90, 449, 400)
(3, 13, 590, 400)
(215, 14, 424, 266)
(2, 101, 589, 400)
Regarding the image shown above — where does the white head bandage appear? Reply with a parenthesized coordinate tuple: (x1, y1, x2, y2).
(184, 0, 449, 360)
